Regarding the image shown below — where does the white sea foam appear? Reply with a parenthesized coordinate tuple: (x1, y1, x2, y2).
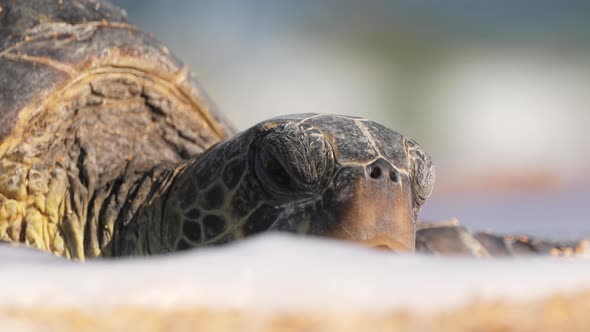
(1, 234, 589, 312)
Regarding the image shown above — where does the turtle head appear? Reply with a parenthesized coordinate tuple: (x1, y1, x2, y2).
(164, 114, 434, 252)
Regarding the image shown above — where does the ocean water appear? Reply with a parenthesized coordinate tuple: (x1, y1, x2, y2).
(421, 188, 590, 240)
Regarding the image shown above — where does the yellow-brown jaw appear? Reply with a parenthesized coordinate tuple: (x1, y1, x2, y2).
(325, 159, 415, 252)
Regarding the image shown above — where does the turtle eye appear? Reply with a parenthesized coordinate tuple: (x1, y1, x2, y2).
(259, 149, 292, 188)
(253, 124, 335, 196)
(255, 142, 298, 195)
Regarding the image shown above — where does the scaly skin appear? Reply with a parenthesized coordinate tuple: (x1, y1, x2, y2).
(0, 161, 68, 256)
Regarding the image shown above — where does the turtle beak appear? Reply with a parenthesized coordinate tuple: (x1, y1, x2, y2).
(322, 159, 415, 252)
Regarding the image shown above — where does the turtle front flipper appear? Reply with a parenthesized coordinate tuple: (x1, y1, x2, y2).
(416, 219, 589, 257)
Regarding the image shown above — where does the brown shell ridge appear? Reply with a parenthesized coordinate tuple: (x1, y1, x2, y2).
(3, 52, 77, 75)
(0, 62, 230, 157)
(0, 21, 139, 59)
(0, 0, 130, 52)
(0, 0, 235, 144)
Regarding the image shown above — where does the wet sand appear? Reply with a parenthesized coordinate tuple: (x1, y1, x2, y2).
(3, 289, 590, 332)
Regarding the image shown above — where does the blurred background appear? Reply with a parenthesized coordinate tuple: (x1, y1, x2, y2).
(113, 0, 589, 239)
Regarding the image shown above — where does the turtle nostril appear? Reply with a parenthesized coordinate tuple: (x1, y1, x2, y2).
(369, 166, 382, 179)
(367, 158, 399, 182)
(389, 170, 399, 183)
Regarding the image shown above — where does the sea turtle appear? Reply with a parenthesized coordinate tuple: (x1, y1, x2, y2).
(0, 0, 583, 260)
(0, 0, 437, 259)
